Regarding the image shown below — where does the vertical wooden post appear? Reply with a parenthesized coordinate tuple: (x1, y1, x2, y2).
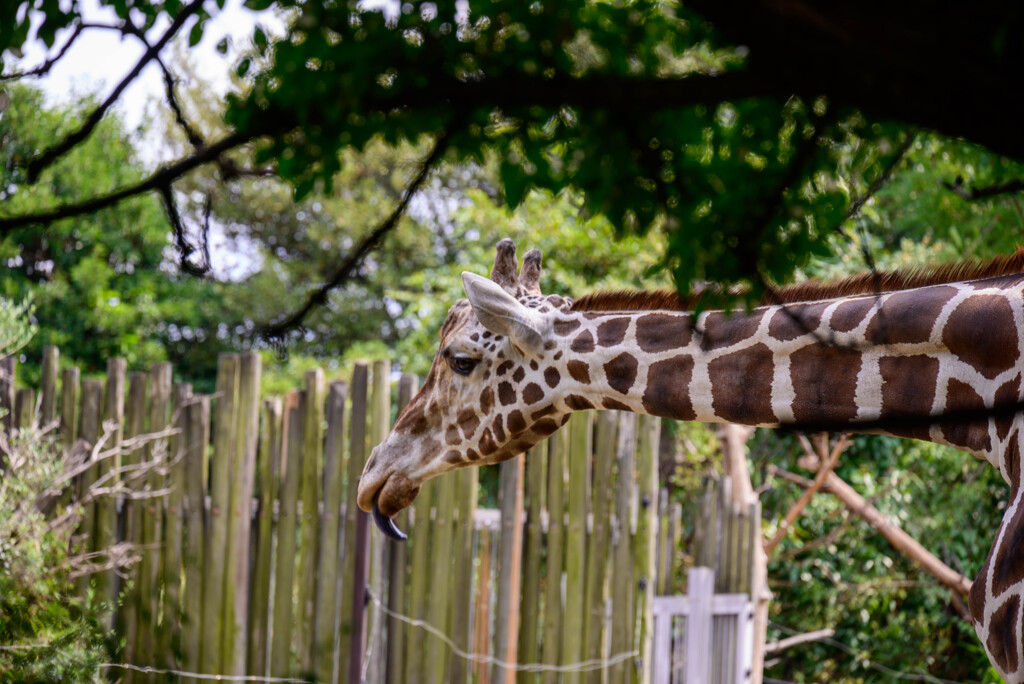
(339, 362, 369, 682)
(403, 420, 433, 684)
(516, 439, 547, 684)
(656, 489, 670, 595)
(541, 427, 569, 684)
(133, 364, 169, 681)
(387, 374, 416, 684)
(201, 354, 238, 675)
(96, 358, 125, 616)
(117, 371, 147, 673)
(448, 461, 479, 684)
(609, 412, 637, 684)
(298, 368, 326, 673)
(473, 527, 493, 684)
(633, 414, 660, 684)
(425, 463, 457, 684)
(492, 454, 525, 684)
(271, 392, 303, 679)
(75, 379, 103, 597)
(182, 395, 210, 682)
(347, 501, 371, 684)
(315, 381, 349, 684)
(40, 345, 59, 426)
(562, 411, 592, 684)
(57, 366, 80, 512)
(584, 410, 616, 684)
(162, 383, 192, 672)
(684, 567, 714, 684)
(224, 352, 261, 674)
(14, 387, 34, 431)
(249, 397, 282, 677)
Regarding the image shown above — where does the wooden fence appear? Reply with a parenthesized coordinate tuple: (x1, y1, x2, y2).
(1, 347, 735, 683)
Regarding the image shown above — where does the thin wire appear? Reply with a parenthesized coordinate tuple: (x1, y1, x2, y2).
(100, 663, 311, 682)
(366, 588, 639, 673)
(768, 621, 976, 684)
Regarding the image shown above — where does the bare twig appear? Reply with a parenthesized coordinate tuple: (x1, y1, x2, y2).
(764, 628, 836, 654)
(24, 0, 207, 182)
(763, 433, 848, 556)
(259, 128, 454, 339)
(844, 132, 916, 223)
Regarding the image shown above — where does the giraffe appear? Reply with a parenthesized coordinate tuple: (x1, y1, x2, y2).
(357, 238, 1024, 681)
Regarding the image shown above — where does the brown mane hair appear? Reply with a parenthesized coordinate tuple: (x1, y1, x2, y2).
(571, 247, 1024, 313)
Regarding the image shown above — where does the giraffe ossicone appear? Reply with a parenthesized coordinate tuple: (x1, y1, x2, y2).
(358, 238, 1024, 681)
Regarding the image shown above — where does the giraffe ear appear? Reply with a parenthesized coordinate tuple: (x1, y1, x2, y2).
(462, 271, 546, 353)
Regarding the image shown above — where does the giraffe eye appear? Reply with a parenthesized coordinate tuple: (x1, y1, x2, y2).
(448, 354, 478, 376)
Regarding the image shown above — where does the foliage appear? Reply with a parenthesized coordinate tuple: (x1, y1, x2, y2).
(0, 84, 229, 385)
(0, 307, 107, 683)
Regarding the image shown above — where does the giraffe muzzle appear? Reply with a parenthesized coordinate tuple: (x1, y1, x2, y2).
(372, 491, 408, 541)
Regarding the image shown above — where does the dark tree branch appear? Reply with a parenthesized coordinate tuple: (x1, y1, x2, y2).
(844, 132, 916, 223)
(159, 183, 208, 277)
(944, 178, 1024, 201)
(259, 130, 453, 340)
(0, 128, 273, 233)
(24, 0, 206, 183)
(1, 23, 86, 82)
(158, 58, 206, 149)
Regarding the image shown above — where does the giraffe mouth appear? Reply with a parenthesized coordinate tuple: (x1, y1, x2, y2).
(372, 491, 408, 541)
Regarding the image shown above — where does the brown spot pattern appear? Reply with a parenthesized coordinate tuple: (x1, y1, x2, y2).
(523, 383, 545, 405)
(480, 387, 494, 414)
(996, 375, 1021, 441)
(513, 367, 526, 383)
(554, 318, 581, 336)
(493, 415, 506, 442)
(531, 405, 558, 421)
(571, 330, 595, 353)
(830, 298, 877, 333)
(700, 311, 765, 352)
(879, 355, 939, 440)
(605, 353, 639, 394)
(544, 367, 561, 388)
(597, 317, 630, 346)
(533, 418, 561, 437)
(987, 595, 1021, 673)
(445, 425, 461, 445)
(566, 395, 594, 410)
(508, 410, 527, 433)
(941, 378, 991, 453)
(479, 428, 497, 455)
(864, 287, 956, 344)
(603, 398, 631, 410)
(768, 303, 824, 342)
(636, 313, 693, 353)
(790, 344, 861, 424)
(709, 343, 776, 424)
(944, 295, 1020, 380)
(497, 360, 514, 376)
(444, 450, 463, 465)
(567, 360, 590, 384)
(498, 382, 516, 406)
(642, 356, 695, 420)
(458, 409, 480, 438)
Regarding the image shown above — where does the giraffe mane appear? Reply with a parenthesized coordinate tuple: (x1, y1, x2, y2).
(571, 247, 1024, 313)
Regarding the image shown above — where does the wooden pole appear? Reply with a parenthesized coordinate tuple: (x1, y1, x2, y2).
(57, 366, 80, 512)
(97, 358, 125, 619)
(541, 427, 569, 684)
(162, 383, 192, 673)
(367, 359, 390, 684)
(339, 362, 369, 682)
(425, 456, 456, 684)
(116, 371, 146, 674)
(562, 411, 592, 684)
(75, 379, 103, 597)
(248, 397, 282, 676)
(182, 395, 210, 683)
(517, 439, 547, 684)
(40, 345, 58, 425)
(448, 461, 479, 684)
(315, 381, 349, 683)
(492, 454, 525, 684)
(297, 368, 326, 673)
(584, 410, 616, 684)
(271, 392, 302, 678)
(609, 412, 637, 684)
(633, 414, 660, 684)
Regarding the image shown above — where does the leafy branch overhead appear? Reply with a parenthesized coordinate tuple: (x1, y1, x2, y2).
(3, 0, 1024, 312)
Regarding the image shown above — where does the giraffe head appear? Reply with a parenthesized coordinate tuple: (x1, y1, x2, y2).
(357, 239, 576, 538)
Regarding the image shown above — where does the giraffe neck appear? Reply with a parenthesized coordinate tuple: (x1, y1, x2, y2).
(556, 278, 1024, 470)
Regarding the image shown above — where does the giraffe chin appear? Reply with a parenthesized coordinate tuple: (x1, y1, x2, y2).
(372, 492, 408, 541)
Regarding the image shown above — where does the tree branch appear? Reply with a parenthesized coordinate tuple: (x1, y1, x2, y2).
(23, 0, 206, 182)
(844, 132, 916, 224)
(764, 433, 847, 556)
(0, 128, 269, 232)
(944, 178, 1024, 201)
(258, 129, 453, 339)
